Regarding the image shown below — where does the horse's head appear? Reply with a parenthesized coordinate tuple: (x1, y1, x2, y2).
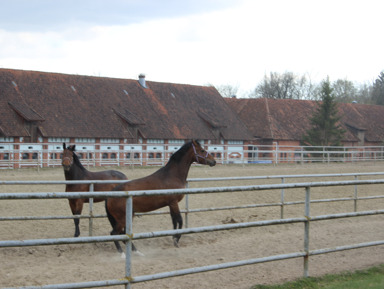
(191, 140, 216, 167)
(61, 143, 76, 171)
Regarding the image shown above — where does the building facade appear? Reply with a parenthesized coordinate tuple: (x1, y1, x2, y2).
(0, 69, 252, 167)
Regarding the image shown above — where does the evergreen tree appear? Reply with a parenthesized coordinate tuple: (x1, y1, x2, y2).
(302, 78, 345, 147)
(371, 71, 384, 105)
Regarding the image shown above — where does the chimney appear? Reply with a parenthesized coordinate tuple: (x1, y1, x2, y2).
(138, 73, 147, 88)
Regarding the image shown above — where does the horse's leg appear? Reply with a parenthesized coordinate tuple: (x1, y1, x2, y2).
(110, 227, 124, 255)
(169, 202, 183, 247)
(106, 200, 143, 257)
(69, 199, 84, 237)
(123, 215, 144, 256)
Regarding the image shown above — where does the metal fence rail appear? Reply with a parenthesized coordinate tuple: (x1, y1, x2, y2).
(2, 172, 384, 228)
(1, 142, 384, 169)
(1, 179, 384, 289)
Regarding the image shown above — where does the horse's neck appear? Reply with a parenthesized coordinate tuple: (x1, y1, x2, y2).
(162, 157, 193, 183)
(64, 162, 88, 180)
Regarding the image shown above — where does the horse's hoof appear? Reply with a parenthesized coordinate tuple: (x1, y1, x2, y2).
(173, 239, 179, 248)
(120, 252, 126, 259)
(134, 250, 145, 257)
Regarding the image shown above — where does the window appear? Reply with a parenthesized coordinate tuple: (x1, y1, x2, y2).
(228, 140, 243, 145)
(127, 152, 141, 159)
(48, 137, 70, 143)
(0, 137, 14, 142)
(168, 139, 184, 144)
(147, 139, 164, 144)
(75, 138, 95, 143)
(100, 138, 120, 143)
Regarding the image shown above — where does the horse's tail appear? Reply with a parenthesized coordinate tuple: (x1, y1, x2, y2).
(105, 199, 117, 232)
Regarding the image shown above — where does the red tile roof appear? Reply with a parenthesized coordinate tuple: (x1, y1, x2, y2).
(226, 97, 384, 144)
(0, 68, 252, 142)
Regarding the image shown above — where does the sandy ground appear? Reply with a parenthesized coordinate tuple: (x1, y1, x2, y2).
(1, 162, 384, 289)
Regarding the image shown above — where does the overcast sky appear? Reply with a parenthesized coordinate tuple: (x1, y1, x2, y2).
(1, 0, 383, 97)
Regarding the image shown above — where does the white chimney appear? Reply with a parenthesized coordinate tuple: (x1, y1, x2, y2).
(138, 73, 147, 88)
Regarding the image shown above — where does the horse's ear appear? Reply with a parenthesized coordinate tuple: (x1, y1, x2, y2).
(67, 145, 75, 152)
(63, 143, 66, 149)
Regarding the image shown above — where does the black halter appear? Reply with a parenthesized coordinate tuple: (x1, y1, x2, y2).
(192, 142, 209, 163)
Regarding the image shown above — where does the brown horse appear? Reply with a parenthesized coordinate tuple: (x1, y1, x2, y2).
(105, 140, 216, 255)
(61, 143, 128, 237)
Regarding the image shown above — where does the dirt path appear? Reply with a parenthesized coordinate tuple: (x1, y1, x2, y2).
(1, 163, 384, 288)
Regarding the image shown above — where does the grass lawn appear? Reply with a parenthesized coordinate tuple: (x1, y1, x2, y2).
(251, 264, 384, 289)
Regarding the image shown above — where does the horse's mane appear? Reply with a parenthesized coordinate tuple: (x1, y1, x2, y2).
(167, 140, 198, 164)
(71, 148, 86, 171)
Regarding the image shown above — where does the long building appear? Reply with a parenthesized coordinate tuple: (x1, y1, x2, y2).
(225, 97, 384, 162)
(1, 68, 384, 168)
(0, 68, 252, 167)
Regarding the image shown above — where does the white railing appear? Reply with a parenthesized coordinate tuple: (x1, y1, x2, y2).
(1, 143, 384, 169)
(1, 178, 384, 288)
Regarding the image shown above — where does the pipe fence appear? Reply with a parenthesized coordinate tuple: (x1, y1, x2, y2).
(1, 178, 384, 289)
(2, 172, 384, 231)
(1, 143, 384, 169)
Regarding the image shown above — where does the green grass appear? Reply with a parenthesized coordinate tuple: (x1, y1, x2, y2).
(251, 264, 384, 289)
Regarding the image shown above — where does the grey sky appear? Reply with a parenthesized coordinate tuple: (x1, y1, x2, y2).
(0, 0, 240, 31)
(0, 0, 383, 97)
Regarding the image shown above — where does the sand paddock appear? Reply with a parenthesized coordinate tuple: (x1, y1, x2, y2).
(1, 162, 384, 288)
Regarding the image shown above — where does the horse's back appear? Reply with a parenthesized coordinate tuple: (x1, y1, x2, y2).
(108, 174, 186, 212)
(90, 170, 127, 181)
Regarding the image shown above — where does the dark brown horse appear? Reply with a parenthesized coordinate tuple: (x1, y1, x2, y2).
(105, 140, 216, 255)
(61, 143, 128, 237)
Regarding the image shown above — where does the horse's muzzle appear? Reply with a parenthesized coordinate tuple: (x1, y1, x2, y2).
(62, 165, 71, 171)
(207, 160, 216, 167)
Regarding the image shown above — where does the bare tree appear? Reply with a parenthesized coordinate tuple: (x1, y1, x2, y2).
(215, 84, 239, 98)
(355, 82, 373, 104)
(252, 71, 316, 100)
(332, 79, 358, 103)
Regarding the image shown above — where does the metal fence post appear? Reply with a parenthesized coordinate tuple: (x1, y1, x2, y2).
(354, 175, 358, 212)
(125, 195, 133, 289)
(89, 183, 94, 236)
(304, 186, 311, 278)
(280, 177, 285, 219)
(185, 182, 189, 228)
